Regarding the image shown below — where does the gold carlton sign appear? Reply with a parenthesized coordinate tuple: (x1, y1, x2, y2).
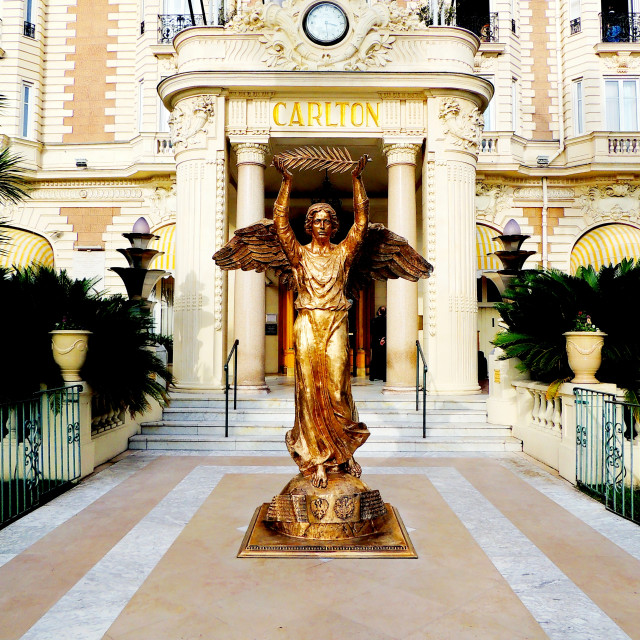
(272, 101, 381, 128)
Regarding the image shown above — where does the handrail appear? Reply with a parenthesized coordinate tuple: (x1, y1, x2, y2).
(416, 340, 428, 438)
(223, 339, 239, 438)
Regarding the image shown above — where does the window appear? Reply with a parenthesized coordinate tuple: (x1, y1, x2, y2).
(573, 79, 584, 135)
(21, 82, 32, 138)
(483, 80, 496, 131)
(138, 79, 144, 132)
(158, 97, 170, 132)
(606, 78, 639, 131)
(511, 78, 518, 131)
(23, 0, 35, 37)
(570, 0, 581, 33)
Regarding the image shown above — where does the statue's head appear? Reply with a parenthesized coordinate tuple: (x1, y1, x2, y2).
(305, 202, 339, 240)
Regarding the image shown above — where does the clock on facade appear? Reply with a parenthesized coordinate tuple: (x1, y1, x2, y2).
(303, 2, 349, 46)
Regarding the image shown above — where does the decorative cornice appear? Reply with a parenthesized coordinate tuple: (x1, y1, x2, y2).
(383, 143, 421, 167)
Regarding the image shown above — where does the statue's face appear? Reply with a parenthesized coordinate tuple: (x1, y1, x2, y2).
(311, 209, 334, 241)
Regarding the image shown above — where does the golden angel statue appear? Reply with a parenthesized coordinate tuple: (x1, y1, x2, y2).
(214, 150, 432, 491)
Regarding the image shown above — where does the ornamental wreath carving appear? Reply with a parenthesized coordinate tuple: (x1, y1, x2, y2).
(439, 98, 484, 153)
(578, 183, 640, 225)
(226, 0, 424, 71)
(476, 183, 512, 224)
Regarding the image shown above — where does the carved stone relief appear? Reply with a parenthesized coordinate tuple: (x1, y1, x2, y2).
(577, 183, 640, 225)
(475, 183, 512, 224)
(226, 0, 423, 71)
(600, 52, 640, 74)
(169, 95, 217, 152)
(439, 98, 483, 153)
(513, 186, 575, 201)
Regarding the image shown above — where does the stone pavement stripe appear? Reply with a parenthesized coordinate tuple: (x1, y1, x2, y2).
(427, 466, 632, 640)
(19, 465, 226, 640)
(0, 455, 151, 568)
(462, 459, 640, 639)
(0, 457, 198, 640)
(499, 456, 640, 563)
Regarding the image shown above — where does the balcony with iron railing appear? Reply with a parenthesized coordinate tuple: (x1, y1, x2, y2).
(457, 12, 499, 43)
(600, 11, 640, 42)
(158, 14, 207, 44)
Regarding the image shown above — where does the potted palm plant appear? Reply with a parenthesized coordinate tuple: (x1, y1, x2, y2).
(563, 311, 606, 384)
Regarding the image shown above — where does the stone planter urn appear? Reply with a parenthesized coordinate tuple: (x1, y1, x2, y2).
(50, 330, 91, 382)
(563, 331, 606, 384)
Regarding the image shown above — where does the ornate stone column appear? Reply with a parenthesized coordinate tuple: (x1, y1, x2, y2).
(383, 142, 421, 392)
(232, 142, 270, 392)
(170, 93, 228, 391)
(422, 96, 482, 394)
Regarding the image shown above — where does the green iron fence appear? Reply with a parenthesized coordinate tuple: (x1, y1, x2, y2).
(1, 385, 82, 528)
(575, 387, 639, 523)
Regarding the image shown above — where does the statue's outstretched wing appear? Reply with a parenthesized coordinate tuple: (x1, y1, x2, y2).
(213, 219, 294, 288)
(348, 223, 433, 298)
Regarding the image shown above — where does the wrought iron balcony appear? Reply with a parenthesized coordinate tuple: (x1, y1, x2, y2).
(570, 17, 581, 34)
(600, 11, 640, 42)
(158, 13, 206, 44)
(23, 21, 35, 38)
(457, 13, 499, 43)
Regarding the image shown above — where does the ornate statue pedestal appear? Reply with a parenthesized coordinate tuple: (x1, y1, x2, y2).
(238, 473, 417, 558)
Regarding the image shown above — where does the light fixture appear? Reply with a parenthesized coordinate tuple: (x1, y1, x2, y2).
(536, 155, 549, 167)
(75, 158, 88, 168)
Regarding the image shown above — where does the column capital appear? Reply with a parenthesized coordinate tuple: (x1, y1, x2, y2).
(382, 142, 421, 168)
(232, 142, 270, 167)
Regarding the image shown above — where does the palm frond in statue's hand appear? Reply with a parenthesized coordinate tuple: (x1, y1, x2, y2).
(212, 219, 295, 289)
(272, 147, 358, 174)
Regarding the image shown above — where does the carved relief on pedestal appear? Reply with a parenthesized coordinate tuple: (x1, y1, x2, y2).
(439, 97, 484, 153)
(577, 183, 640, 225)
(169, 95, 217, 152)
(145, 182, 177, 227)
(476, 182, 512, 224)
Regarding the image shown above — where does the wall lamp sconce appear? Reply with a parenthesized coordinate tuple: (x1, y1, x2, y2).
(75, 158, 88, 168)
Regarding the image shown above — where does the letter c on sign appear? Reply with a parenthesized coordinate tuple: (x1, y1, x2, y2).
(273, 102, 286, 126)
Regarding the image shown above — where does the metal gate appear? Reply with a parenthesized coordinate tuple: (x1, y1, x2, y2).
(575, 387, 639, 523)
(1, 385, 82, 528)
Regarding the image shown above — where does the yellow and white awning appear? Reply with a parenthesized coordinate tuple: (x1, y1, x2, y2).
(0, 227, 54, 270)
(149, 223, 175, 272)
(570, 224, 640, 274)
(476, 224, 502, 271)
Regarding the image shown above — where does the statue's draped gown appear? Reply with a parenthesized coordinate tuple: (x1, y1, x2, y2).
(275, 215, 370, 475)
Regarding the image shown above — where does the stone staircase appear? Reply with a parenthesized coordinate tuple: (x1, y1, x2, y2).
(130, 380, 521, 453)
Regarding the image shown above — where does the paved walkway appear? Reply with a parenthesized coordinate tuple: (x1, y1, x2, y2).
(1, 451, 640, 640)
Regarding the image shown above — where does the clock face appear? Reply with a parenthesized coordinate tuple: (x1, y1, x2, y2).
(303, 2, 349, 46)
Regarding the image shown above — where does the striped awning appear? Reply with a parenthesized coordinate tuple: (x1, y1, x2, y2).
(570, 224, 640, 274)
(0, 228, 54, 270)
(476, 224, 502, 271)
(149, 224, 175, 272)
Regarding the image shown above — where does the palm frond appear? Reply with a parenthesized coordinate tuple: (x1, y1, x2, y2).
(273, 146, 356, 173)
(0, 148, 30, 204)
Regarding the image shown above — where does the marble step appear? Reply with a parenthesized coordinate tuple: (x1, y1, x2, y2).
(139, 423, 511, 438)
(129, 433, 522, 453)
(153, 408, 487, 424)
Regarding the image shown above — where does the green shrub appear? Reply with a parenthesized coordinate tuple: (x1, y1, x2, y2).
(494, 260, 640, 403)
(0, 266, 173, 414)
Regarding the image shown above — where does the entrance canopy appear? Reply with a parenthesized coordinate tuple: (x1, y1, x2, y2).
(0, 228, 54, 270)
(570, 223, 640, 273)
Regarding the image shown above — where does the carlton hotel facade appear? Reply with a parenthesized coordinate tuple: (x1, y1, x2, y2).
(1, 0, 640, 396)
